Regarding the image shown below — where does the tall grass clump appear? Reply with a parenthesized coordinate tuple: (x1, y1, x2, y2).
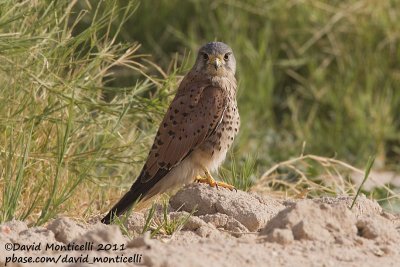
(0, 0, 171, 225)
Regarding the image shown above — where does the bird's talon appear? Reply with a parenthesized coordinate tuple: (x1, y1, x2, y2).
(195, 168, 236, 191)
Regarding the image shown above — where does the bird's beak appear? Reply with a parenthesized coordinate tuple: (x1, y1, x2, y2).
(208, 55, 222, 70)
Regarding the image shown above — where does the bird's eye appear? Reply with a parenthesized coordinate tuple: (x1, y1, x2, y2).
(202, 53, 209, 60)
(224, 53, 230, 60)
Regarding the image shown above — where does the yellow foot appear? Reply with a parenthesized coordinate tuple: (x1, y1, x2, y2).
(195, 169, 236, 191)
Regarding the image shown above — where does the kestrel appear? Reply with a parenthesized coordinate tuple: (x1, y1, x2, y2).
(102, 42, 240, 224)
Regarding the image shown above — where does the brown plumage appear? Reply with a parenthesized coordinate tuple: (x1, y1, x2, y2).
(102, 42, 240, 224)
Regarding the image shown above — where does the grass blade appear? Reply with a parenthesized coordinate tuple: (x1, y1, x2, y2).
(350, 156, 375, 210)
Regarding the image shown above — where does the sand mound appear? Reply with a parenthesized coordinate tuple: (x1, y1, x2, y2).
(1, 183, 399, 267)
(170, 183, 284, 231)
(262, 200, 357, 243)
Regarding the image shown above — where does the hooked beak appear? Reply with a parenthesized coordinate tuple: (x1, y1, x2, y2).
(208, 56, 222, 70)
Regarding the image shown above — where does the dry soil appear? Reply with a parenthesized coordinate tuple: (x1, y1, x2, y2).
(1, 183, 400, 267)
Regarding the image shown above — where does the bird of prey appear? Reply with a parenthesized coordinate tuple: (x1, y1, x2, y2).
(101, 42, 240, 224)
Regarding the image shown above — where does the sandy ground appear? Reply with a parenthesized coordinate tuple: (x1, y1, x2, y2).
(1, 183, 400, 267)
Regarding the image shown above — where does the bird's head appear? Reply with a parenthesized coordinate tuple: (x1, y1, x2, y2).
(194, 42, 236, 77)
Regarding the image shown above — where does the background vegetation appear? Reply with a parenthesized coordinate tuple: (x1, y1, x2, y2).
(1, 0, 399, 225)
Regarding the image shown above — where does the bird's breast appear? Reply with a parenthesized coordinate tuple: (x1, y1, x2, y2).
(195, 98, 240, 172)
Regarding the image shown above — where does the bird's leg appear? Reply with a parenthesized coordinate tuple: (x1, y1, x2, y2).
(195, 167, 236, 191)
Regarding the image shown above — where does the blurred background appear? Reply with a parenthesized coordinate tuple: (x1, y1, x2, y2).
(77, 0, 400, 167)
(1, 0, 399, 224)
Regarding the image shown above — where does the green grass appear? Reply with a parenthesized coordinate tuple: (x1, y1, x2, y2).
(0, 0, 171, 224)
(350, 156, 375, 210)
(1, 0, 399, 226)
(141, 200, 195, 237)
(219, 153, 257, 191)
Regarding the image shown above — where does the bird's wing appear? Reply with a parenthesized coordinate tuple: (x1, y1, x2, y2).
(139, 83, 227, 183)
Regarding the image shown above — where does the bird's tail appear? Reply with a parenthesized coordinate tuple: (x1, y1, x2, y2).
(101, 187, 143, 224)
(101, 168, 169, 224)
